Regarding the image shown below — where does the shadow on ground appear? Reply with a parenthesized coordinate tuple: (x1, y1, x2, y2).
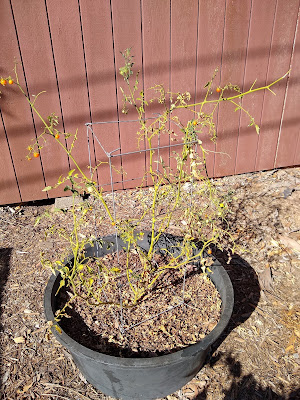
(212, 250, 261, 347)
(187, 250, 299, 399)
(0, 248, 12, 389)
(193, 352, 299, 399)
(0, 248, 11, 322)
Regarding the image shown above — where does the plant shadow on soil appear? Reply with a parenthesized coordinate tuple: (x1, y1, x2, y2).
(0, 248, 12, 388)
(213, 249, 261, 346)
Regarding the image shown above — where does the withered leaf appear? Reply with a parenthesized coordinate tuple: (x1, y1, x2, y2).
(182, 382, 202, 399)
(13, 336, 25, 344)
(205, 257, 214, 267)
(279, 235, 300, 252)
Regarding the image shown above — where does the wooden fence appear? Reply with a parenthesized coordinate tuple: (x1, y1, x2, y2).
(1, 0, 300, 205)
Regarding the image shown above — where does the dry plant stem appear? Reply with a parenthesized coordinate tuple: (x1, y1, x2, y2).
(125, 240, 138, 301)
(14, 66, 114, 224)
(110, 63, 288, 302)
(176, 70, 290, 111)
(199, 68, 218, 115)
(12, 52, 290, 310)
(146, 134, 186, 261)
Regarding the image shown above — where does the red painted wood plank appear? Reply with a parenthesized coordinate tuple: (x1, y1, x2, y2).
(171, 0, 198, 95)
(0, 0, 47, 204)
(79, 0, 121, 192)
(235, 0, 277, 175)
(255, 0, 299, 172)
(170, 0, 199, 175)
(0, 114, 20, 205)
(275, 7, 300, 169)
(294, 131, 300, 165)
(142, 0, 170, 93)
(11, 0, 70, 199)
(142, 0, 171, 182)
(45, 0, 91, 180)
(214, 0, 252, 177)
(111, 0, 145, 190)
(196, 0, 226, 177)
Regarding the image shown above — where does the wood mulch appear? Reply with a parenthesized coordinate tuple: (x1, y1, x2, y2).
(0, 167, 299, 399)
(57, 251, 222, 357)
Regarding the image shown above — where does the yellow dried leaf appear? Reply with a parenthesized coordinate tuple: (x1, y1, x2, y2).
(285, 344, 295, 353)
(285, 332, 297, 353)
(270, 238, 279, 247)
(13, 336, 25, 344)
(267, 249, 281, 257)
(23, 382, 33, 393)
(54, 324, 62, 334)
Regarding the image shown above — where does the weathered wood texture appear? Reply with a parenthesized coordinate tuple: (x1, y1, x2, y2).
(0, 0, 299, 205)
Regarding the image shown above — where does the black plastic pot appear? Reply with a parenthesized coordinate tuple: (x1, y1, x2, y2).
(44, 232, 234, 400)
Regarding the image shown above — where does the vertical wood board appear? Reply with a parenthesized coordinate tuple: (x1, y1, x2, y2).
(0, 0, 47, 203)
(45, 0, 91, 180)
(235, 0, 277, 175)
(79, 0, 121, 191)
(0, 112, 20, 204)
(214, 0, 252, 177)
(11, 0, 70, 198)
(142, 0, 171, 182)
(255, 0, 299, 171)
(170, 0, 199, 173)
(196, 0, 226, 177)
(275, 4, 300, 168)
(111, 0, 145, 189)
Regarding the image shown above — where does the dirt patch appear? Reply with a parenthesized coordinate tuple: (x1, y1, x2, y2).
(0, 167, 299, 399)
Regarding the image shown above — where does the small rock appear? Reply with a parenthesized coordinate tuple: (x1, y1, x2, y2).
(182, 182, 194, 192)
(54, 196, 83, 210)
(283, 188, 295, 198)
(78, 371, 87, 384)
(2, 370, 9, 384)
